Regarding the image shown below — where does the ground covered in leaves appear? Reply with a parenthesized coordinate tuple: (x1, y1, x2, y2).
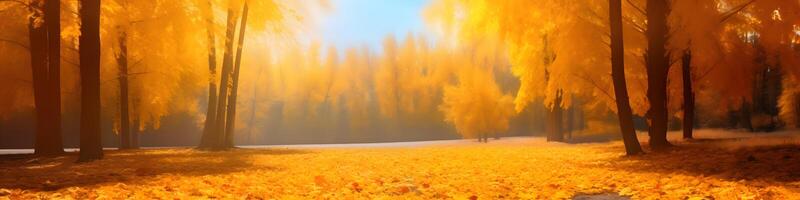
(1, 130, 800, 199)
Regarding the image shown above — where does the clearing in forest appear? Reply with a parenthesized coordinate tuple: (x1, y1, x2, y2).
(1, 130, 799, 199)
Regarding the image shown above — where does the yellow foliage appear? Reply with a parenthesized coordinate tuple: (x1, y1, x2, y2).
(440, 66, 514, 139)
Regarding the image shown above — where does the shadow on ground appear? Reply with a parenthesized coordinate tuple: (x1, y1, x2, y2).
(601, 138, 800, 183)
(0, 148, 310, 191)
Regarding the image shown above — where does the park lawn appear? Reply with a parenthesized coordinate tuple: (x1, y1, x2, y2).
(1, 131, 800, 199)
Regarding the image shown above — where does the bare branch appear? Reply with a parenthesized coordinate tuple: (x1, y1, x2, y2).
(62, 57, 78, 67)
(573, 72, 616, 102)
(129, 58, 144, 68)
(625, 0, 646, 16)
(696, 63, 719, 81)
(0, 37, 29, 50)
(720, 0, 756, 23)
(623, 17, 646, 34)
(126, 71, 151, 77)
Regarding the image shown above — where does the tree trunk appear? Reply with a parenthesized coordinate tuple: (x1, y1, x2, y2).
(29, 1, 49, 156)
(224, 3, 249, 148)
(44, 0, 64, 155)
(682, 50, 695, 139)
(29, 0, 65, 156)
(547, 90, 564, 142)
(566, 103, 574, 140)
(609, 0, 644, 155)
(199, 0, 219, 149)
(131, 115, 140, 149)
(117, 30, 132, 149)
(210, 9, 239, 150)
(796, 98, 800, 127)
(645, 0, 672, 150)
(78, 0, 103, 162)
(130, 97, 140, 149)
(740, 99, 753, 131)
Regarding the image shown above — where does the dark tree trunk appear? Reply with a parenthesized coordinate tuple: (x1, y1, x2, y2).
(131, 119, 140, 149)
(224, 3, 249, 148)
(681, 50, 695, 139)
(30, 0, 65, 156)
(645, 0, 672, 150)
(117, 30, 132, 149)
(740, 99, 753, 131)
(130, 98, 140, 149)
(609, 0, 643, 155)
(78, 0, 103, 162)
(547, 90, 564, 142)
(209, 9, 239, 150)
(43, 0, 64, 155)
(29, 1, 51, 155)
(796, 98, 800, 127)
(199, 0, 219, 149)
(566, 103, 574, 140)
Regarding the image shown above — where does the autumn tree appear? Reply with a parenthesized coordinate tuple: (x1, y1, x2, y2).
(199, 0, 220, 149)
(202, 6, 238, 150)
(224, 2, 249, 147)
(78, 0, 103, 162)
(610, 0, 643, 155)
(375, 35, 402, 119)
(0, 0, 67, 155)
(201, 0, 291, 149)
(440, 66, 514, 142)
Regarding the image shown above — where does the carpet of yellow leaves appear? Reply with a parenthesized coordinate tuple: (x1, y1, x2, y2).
(1, 134, 800, 199)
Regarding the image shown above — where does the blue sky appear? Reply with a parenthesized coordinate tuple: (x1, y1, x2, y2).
(318, 0, 432, 50)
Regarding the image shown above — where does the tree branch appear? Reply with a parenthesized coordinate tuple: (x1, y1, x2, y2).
(720, 0, 756, 23)
(0, 37, 29, 50)
(573, 72, 616, 102)
(625, 0, 646, 16)
(623, 17, 646, 34)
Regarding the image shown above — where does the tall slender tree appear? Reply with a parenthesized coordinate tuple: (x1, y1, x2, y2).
(681, 50, 694, 139)
(43, 0, 63, 155)
(199, 0, 219, 149)
(610, 0, 643, 155)
(78, 0, 103, 162)
(28, 1, 51, 155)
(645, 0, 672, 150)
(207, 8, 238, 149)
(116, 29, 132, 149)
(677, 0, 756, 139)
(224, 2, 249, 147)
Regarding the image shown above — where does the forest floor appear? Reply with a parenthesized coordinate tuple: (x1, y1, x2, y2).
(1, 130, 800, 199)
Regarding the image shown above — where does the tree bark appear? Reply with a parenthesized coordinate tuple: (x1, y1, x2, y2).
(29, 0, 65, 156)
(547, 90, 564, 142)
(645, 0, 672, 150)
(566, 103, 574, 140)
(117, 30, 132, 149)
(740, 99, 753, 131)
(78, 0, 103, 162)
(224, 3, 249, 148)
(681, 50, 695, 139)
(199, 0, 219, 149)
(130, 96, 140, 149)
(210, 9, 239, 150)
(131, 108, 140, 149)
(29, 1, 50, 156)
(610, 0, 644, 155)
(43, 0, 64, 155)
